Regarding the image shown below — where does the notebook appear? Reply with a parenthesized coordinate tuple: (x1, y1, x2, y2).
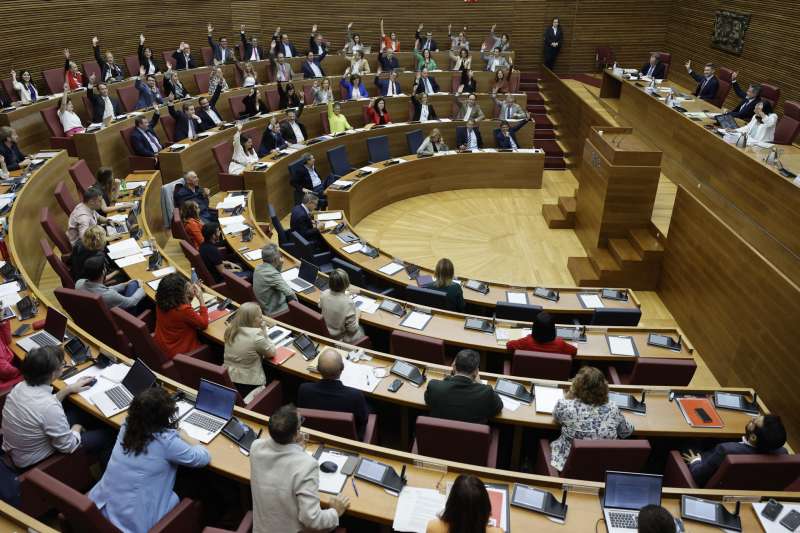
(675, 397, 724, 428)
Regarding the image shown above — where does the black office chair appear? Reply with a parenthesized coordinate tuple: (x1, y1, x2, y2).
(406, 286, 449, 309)
(495, 302, 543, 323)
(406, 129, 424, 154)
(288, 158, 307, 205)
(366, 135, 391, 163)
(332, 257, 393, 296)
(590, 307, 642, 326)
(290, 231, 333, 272)
(326, 145, 354, 178)
(269, 204, 296, 254)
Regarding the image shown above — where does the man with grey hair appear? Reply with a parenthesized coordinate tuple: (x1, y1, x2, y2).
(289, 192, 323, 243)
(253, 243, 295, 316)
(174, 170, 215, 223)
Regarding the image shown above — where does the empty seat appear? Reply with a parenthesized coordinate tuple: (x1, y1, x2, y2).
(503, 350, 572, 381)
(283, 300, 330, 337)
(366, 135, 391, 163)
(390, 330, 447, 365)
(54, 288, 132, 356)
(297, 408, 378, 444)
(194, 71, 211, 93)
(607, 357, 696, 386)
(40, 207, 72, 254)
(711, 67, 733, 108)
(653, 51, 671, 79)
(41, 67, 65, 94)
(664, 449, 800, 490)
(53, 181, 78, 216)
(270, 203, 296, 253)
(406, 129, 424, 154)
(405, 286, 449, 309)
(590, 307, 642, 326)
(68, 160, 95, 196)
(412, 416, 499, 467)
(289, 231, 333, 272)
(326, 145, 354, 178)
(123, 55, 141, 79)
(759, 84, 781, 107)
(495, 302, 542, 323)
(536, 438, 652, 482)
(200, 48, 214, 67)
(41, 238, 74, 290)
(160, 113, 177, 143)
(211, 140, 243, 191)
(202, 512, 254, 533)
(220, 269, 255, 304)
(116, 85, 139, 112)
(774, 101, 800, 145)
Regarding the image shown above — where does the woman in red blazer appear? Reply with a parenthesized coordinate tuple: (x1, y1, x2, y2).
(0, 320, 22, 391)
(506, 311, 577, 356)
(367, 97, 391, 125)
(154, 273, 209, 359)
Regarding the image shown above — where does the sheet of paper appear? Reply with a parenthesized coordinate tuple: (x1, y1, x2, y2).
(0, 281, 21, 297)
(215, 196, 247, 209)
(152, 266, 176, 278)
(317, 211, 343, 221)
(218, 215, 245, 226)
(0, 292, 22, 307)
(333, 180, 353, 188)
(222, 223, 249, 235)
(124, 181, 147, 190)
(100, 363, 130, 383)
(244, 250, 262, 261)
(360, 166, 379, 172)
(500, 395, 521, 412)
(578, 293, 604, 309)
(378, 262, 404, 275)
(400, 311, 432, 331)
(108, 214, 128, 223)
(494, 327, 531, 343)
(353, 295, 379, 314)
(340, 361, 381, 393)
(322, 220, 338, 230)
(608, 336, 637, 356)
(147, 278, 162, 290)
(534, 385, 565, 414)
(392, 487, 447, 533)
(317, 451, 349, 495)
(115, 254, 146, 268)
(342, 243, 363, 254)
(107, 238, 141, 259)
(506, 291, 528, 304)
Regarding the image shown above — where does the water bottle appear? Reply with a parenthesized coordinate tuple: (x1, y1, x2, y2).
(191, 267, 198, 284)
(736, 132, 748, 148)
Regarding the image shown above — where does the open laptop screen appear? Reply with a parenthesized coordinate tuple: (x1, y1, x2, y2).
(121, 359, 157, 395)
(298, 259, 319, 283)
(603, 472, 662, 511)
(195, 379, 237, 419)
(44, 308, 68, 341)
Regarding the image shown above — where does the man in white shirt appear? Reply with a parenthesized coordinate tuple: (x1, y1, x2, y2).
(86, 75, 122, 124)
(302, 51, 325, 79)
(197, 93, 223, 129)
(273, 53, 293, 82)
(454, 93, 486, 121)
(240, 25, 264, 61)
(250, 405, 349, 533)
(280, 108, 307, 144)
(457, 119, 483, 150)
(481, 46, 511, 72)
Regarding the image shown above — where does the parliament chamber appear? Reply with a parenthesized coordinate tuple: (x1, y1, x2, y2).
(0, 1, 799, 532)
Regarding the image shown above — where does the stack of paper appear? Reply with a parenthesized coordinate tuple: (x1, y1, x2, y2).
(506, 291, 528, 304)
(244, 250, 262, 261)
(219, 215, 245, 226)
(378, 262, 404, 275)
(222, 223, 249, 235)
(339, 361, 381, 393)
(400, 311, 432, 331)
(353, 295, 379, 314)
(151, 266, 176, 278)
(360, 166, 379, 173)
(215, 195, 247, 210)
(317, 212, 342, 222)
(607, 335, 637, 356)
(124, 181, 147, 190)
(107, 238, 141, 259)
(342, 243, 364, 254)
(578, 293, 604, 309)
(392, 487, 447, 533)
(316, 450, 349, 494)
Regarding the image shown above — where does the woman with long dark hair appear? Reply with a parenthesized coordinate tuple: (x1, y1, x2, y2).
(367, 97, 391, 125)
(506, 311, 577, 355)
(89, 387, 210, 533)
(426, 474, 501, 533)
(153, 273, 208, 359)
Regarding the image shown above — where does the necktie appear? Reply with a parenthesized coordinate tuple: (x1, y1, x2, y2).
(425, 79, 432, 94)
(505, 107, 511, 119)
(145, 130, 161, 151)
(700, 78, 709, 94)
(648, 65, 655, 77)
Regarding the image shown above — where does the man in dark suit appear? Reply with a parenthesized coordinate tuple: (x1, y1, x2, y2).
(728, 71, 761, 121)
(640, 53, 666, 79)
(495, 114, 531, 149)
(415, 24, 438, 52)
(413, 69, 439, 95)
(130, 105, 162, 158)
(379, 50, 400, 72)
(272, 28, 298, 58)
(171, 43, 196, 70)
(280, 107, 308, 144)
(301, 50, 326, 79)
(374, 70, 402, 96)
(196, 84, 223, 131)
(290, 192, 324, 241)
(240, 25, 264, 61)
(207, 24, 236, 64)
(456, 120, 484, 151)
(174, 170, 215, 223)
(297, 348, 371, 440)
(308, 25, 328, 57)
(86, 77, 123, 123)
(92, 37, 124, 83)
(685, 60, 719, 102)
(682, 415, 787, 487)
(424, 349, 503, 424)
(167, 96, 205, 140)
(543, 17, 563, 70)
(0, 126, 30, 170)
(293, 156, 334, 199)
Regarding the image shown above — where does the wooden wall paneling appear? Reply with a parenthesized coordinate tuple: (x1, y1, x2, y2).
(660, 186, 800, 450)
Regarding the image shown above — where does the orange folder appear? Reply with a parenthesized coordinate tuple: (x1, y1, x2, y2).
(207, 308, 231, 323)
(676, 397, 724, 428)
(273, 346, 296, 366)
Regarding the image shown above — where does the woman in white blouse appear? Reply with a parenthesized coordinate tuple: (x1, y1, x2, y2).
(342, 23, 366, 56)
(237, 61, 257, 88)
(223, 302, 276, 398)
(319, 269, 364, 344)
(349, 50, 371, 76)
(58, 82, 84, 136)
(311, 79, 334, 105)
(229, 122, 259, 175)
(11, 70, 39, 104)
(729, 100, 778, 144)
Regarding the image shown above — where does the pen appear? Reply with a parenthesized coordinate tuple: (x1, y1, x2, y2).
(351, 476, 359, 497)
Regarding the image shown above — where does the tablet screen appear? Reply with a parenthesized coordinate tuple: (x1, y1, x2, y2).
(357, 459, 387, 483)
(496, 380, 519, 395)
(684, 498, 717, 521)
(514, 485, 545, 509)
(714, 392, 742, 409)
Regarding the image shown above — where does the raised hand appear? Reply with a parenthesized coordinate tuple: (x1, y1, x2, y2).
(448, 24, 452, 34)
(152, 101, 159, 111)
(417, 23, 424, 31)
(235, 120, 242, 131)
(63, 81, 70, 92)
(207, 23, 214, 34)
(347, 22, 353, 30)
(89, 73, 97, 84)
(64, 48, 70, 58)
(140, 33, 146, 45)
(240, 24, 246, 32)
(491, 24, 497, 32)
(685, 60, 691, 70)
(731, 71, 738, 82)
(92, 36, 99, 47)
(311, 24, 318, 33)
(139, 65, 146, 78)
(10, 70, 16, 80)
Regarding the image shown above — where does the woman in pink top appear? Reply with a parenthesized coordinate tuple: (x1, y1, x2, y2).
(506, 311, 577, 356)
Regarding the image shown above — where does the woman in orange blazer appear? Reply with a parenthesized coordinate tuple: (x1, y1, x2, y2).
(154, 274, 209, 359)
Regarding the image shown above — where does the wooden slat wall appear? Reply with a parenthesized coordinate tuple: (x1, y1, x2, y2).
(664, 0, 800, 112)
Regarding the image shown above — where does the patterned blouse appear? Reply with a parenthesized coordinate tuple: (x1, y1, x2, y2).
(550, 398, 634, 472)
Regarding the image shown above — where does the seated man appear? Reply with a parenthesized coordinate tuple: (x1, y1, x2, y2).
(453, 92, 486, 121)
(280, 107, 308, 144)
(424, 349, 503, 424)
(196, 84, 224, 131)
(493, 92, 526, 120)
(640, 53, 666, 79)
(135, 67, 164, 110)
(413, 68, 439, 95)
(253, 243, 296, 316)
(250, 405, 349, 532)
(0, 126, 31, 171)
(130, 105, 162, 162)
(637, 505, 676, 533)
(456, 119, 483, 150)
(290, 192, 324, 242)
(685, 60, 719, 102)
(167, 97, 204, 140)
(728, 71, 761, 121)
(198, 222, 248, 283)
(301, 50, 326, 79)
(495, 114, 532, 149)
(297, 348, 370, 440)
(378, 49, 401, 72)
(292, 157, 335, 203)
(67, 187, 108, 245)
(174, 170, 215, 223)
(87, 77, 123, 124)
(481, 46, 511, 72)
(75, 256, 147, 314)
(207, 23, 236, 64)
(375, 70, 403, 97)
(92, 36, 124, 83)
(682, 414, 787, 487)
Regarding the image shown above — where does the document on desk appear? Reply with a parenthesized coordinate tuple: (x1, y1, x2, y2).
(244, 250, 262, 261)
(578, 293, 604, 309)
(125, 181, 147, 190)
(316, 451, 349, 495)
(107, 238, 141, 259)
(215, 196, 247, 210)
(607, 335, 638, 356)
(400, 311, 432, 331)
(360, 166, 379, 173)
(222, 223, 249, 235)
(218, 215, 245, 226)
(281, 267, 300, 281)
(500, 395, 521, 412)
(534, 385, 565, 414)
(0, 281, 21, 297)
(147, 278, 162, 291)
(317, 211, 343, 221)
(353, 295, 379, 314)
(378, 262, 404, 275)
(392, 487, 447, 533)
(506, 291, 529, 305)
(342, 243, 364, 254)
(340, 361, 380, 393)
(151, 266, 176, 278)
(494, 327, 531, 343)
(115, 254, 146, 268)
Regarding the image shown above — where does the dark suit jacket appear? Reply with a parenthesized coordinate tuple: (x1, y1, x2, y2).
(240, 32, 265, 61)
(93, 45, 124, 82)
(168, 103, 206, 140)
(289, 203, 320, 241)
(87, 85, 122, 123)
(456, 126, 484, 150)
(411, 94, 438, 121)
(730, 81, 758, 120)
(258, 129, 287, 156)
(171, 50, 196, 70)
(0, 141, 26, 170)
(424, 375, 503, 424)
(689, 441, 787, 487)
(138, 44, 160, 74)
(273, 37, 298, 58)
(494, 118, 530, 149)
(130, 112, 161, 157)
(308, 37, 328, 57)
(379, 54, 400, 72)
(689, 71, 719, 101)
(374, 77, 402, 96)
(208, 36, 235, 63)
(297, 379, 370, 440)
(301, 58, 326, 79)
(415, 31, 438, 52)
(543, 27, 563, 59)
(280, 119, 308, 144)
(639, 62, 666, 79)
(196, 84, 223, 131)
(413, 76, 440, 95)
(163, 77, 188, 99)
(174, 184, 214, 222)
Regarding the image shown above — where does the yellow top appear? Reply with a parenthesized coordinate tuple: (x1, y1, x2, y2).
(327, 100, 353, 134)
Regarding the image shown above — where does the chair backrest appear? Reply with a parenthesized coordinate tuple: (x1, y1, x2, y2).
(289, 231, 315, 261)
(40, 238, 74, 289)
(124, 55, 141, 79)
(508, 70, 521, 92)
(194, 71, 211, 94)
(705, 454, 800, 490)
(81, 61, 102, 83)
(288, 159, 307, 193)
(41, 68, 65, 94)
(415, 416, 493, 466)
(53, 180, 78, 216)
(81, 94, 95, 124)
(162, 50, 176, 68)
(759, 84, 781, 107)
(451, 74, 461, 94)
(179, 240, 217, 285)
(54, 287, 130, 355)
(561, 439, 651, 481)
(270, 204, 291, 245)
(774, 101, 800, 145)
(119, 126, 136, 154)
(160, 113, 177, 143)
(406, 129, 424, 154)
(110, 307, 176, 379)
(40, 107, 65, 137)
(243, 127, 263, 153)
(171, 207, 191, 241)
(405, 286, 449, 309)
(220, 269, 255, 304)
(229, 94, 247, 119)
(653, 51, 671, 78)
(628, 357, 696, 386)
(331, 258, 366, 287)
(297, 408, 359, 440)
(366, 135, 390, 163)
(390, 330, 446, 365)
(495, 302, 542, 323)
(116, 85, 140, 112)
(265, 86, 279, 110)
(590, 307, 642, 326)
(171, 354, 244, 406)
(511, 350, 572, 381)
(201, 47, 214, 67)
(718, 67, 734, 84)
(711, 78, 732, 108)
(0, 78, 18, 102)
(68, 160, 95, 196)
(212, 141, 234, 172)
(285, 300, 329, 337)
(40, 206, 72, 254)
(319, 111, 330, 135)
(595, 47, 615, 66)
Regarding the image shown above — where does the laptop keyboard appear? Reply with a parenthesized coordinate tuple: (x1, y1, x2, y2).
(31, 332, 59, 347)
(184, 411, 225, 432)
(106, 386, 133, 409)
(609, 511, 637, 530)
(314, 278, 329, 291)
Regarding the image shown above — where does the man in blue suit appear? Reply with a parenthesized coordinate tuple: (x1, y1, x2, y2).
(494, 114, 531, 149)
(289, 192, 323, 242)
(134, 67, 164, 110)
(207, 24, 236, 64)
(685, 60, 719, 102)
(728, 71, 761, 121)
(374, 70, 403, 96)
(456, 119, 484, 150)
(130, 105, 162, 160)
(682, 415, 787, 487)
(301, 50, 326, 79)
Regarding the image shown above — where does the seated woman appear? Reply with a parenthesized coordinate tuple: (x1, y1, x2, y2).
(457, 69, 478, 95)
(94, 167, 124, 215)
(207, 66, 229, 95)
(223, 301, 276, 398)
(259, 116, 288, 156)
(229, 122, 259, 175)
(417, 128, 448, 155)
(491, 68, 510, 95)
(728, 99, 778, 144)
(320, 269, 365, 344)
(422, 258, 465, 312)
(411, 92, 438, 122)
(448, 25, 470, 52)
(0, 319, 22, 391)
(413, 48, 438, 72)
(277, 81, 302, 109)
(340, 73, 368, 100)
(237, 61, 257, 87)
(349, 50, 371, 76)
(426, 474, 502, 533)
(327, 101, 353, 134)
(11, 69, 39, 104)
(63, 48, 84, 90)
(506, 311, 577, 355)
(311, 79, 334, 105)
(58, 82, 84, 136)
(153, 273, 209, 359)
(489, 25, 512, 51)
(449, 47, 471, 72)
(342, 24, 366, 56)
(549, 367, 634, 471)
(138, 34, 161, 75)
(240, 86, 266, 119)
(181, 200, 204, 249)
(163, 66, 189, 99)
(70, 225, 123, 283)
(367, 97, 391, 125)
(88, 387, 210, 533)
(380, 19, 400, 53)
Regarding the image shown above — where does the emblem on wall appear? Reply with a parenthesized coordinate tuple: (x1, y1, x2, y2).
(711, 10, 750, 55)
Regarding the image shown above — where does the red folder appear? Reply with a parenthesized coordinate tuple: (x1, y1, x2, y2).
(207, 308, 231, 323)
(273, 346, 295, 366)
(676, 397, 724, 428)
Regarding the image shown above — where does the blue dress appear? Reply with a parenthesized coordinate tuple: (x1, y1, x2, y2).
(88, 423, 210, 533)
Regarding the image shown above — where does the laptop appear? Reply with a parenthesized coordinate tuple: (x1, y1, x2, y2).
(16, 308, 68, 352)
(602, 471, 664, 533)
(91, 359, 158, 417)
(178, 379, 237, 443)
(288, 260, 320, 292)
(715, 113, 738, 130)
